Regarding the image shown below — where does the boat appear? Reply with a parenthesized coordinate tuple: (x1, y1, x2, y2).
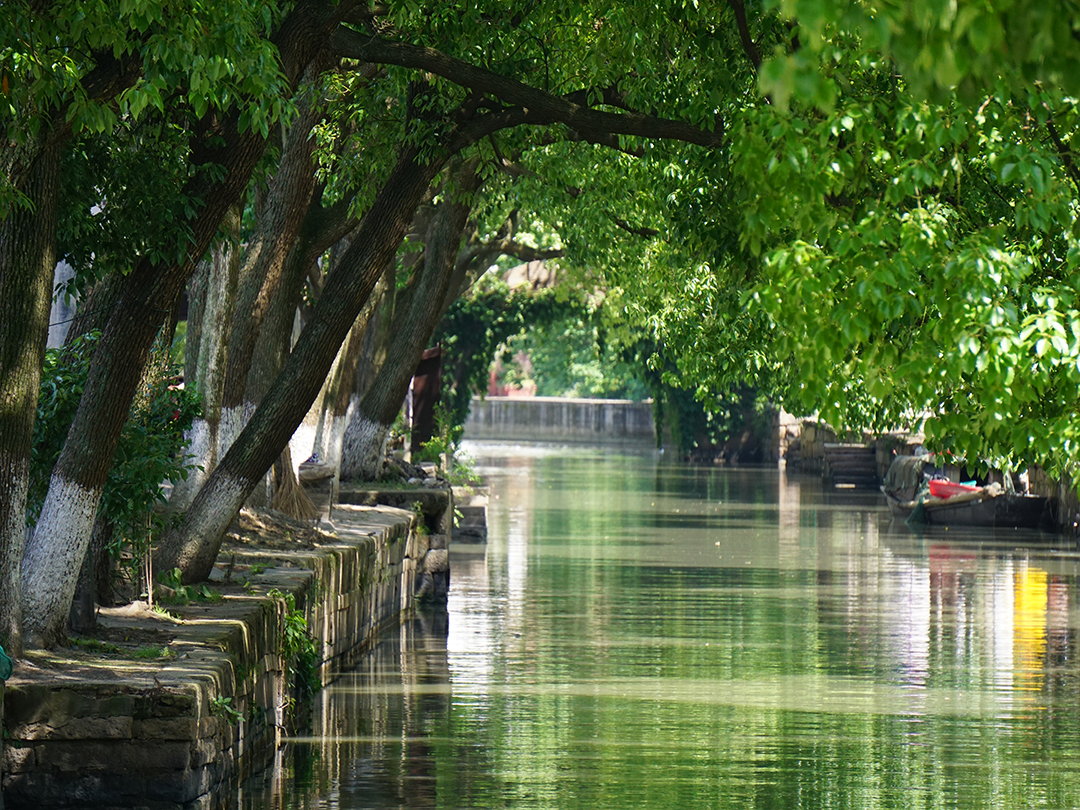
(927, 479, 981, 499)
(881, 454, 1052, 529)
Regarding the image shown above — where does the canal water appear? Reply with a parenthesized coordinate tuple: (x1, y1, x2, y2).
(236, 442, 1080, 809)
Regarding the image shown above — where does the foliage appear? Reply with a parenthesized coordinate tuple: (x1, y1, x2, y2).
(155, 567, 222, 605)
(771, 0, 1080, 104)
(502, 307, 650, 400)
(413, 403, 461, 469)
(558, 6, 1080, 483)
(29, 332, 202, 585)
(1, 0, 295, 213)
(57, 120, 198, 298)
(414, 403, 483, 493)
(726, 33, 1080, 478)
(432, 277, 566, 431)
(410, 501, 431, 536)
(209, 695, 245, 724)
(445, 450, 482, 489)
(630, 338, 772, 460)
(268, 589, 321, 699)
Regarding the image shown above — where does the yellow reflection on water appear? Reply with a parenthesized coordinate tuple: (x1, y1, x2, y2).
(1013, 562, 1047, 693)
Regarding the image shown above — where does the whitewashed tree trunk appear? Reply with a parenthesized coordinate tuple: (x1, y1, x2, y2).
(339, 157, 481, 480)
(169, 210, 241, 511)
(0, 141, 61, 655)
(14, 4, 359, 645)
(313, 266, 391, 471)
(340, 415, 393, 480)
(21, 477, 100, 647)
(22, 130, 269, 646)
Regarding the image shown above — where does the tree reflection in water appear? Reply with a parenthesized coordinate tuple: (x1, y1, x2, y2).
(233, 443, 1080, 810)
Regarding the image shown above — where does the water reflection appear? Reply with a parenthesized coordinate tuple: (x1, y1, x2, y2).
(233, 443, 1080, 809)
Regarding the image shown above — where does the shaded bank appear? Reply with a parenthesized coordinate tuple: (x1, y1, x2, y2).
(1, 502, 424, 809)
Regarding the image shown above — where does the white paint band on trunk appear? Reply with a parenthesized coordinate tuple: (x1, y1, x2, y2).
(22, 475, 101, 642)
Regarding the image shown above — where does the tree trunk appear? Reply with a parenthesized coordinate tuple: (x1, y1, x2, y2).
(340, 158, 481, 480)
(21, 118, 270, 647)
(62, 271, 126, 348)
(18, 0, 357, 646)
(169, 208, 242, 511)
(311, 263, 392, 471)
(219, 71, 327, 455)
(155, 145, 445, 583)
(0, 142, 61, 656)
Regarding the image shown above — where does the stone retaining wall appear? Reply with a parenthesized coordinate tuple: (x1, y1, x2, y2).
(2, 503, 421, 810)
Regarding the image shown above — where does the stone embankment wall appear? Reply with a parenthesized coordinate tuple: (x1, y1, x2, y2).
(464, 396, 655, 443)
(787, 421, 911, 480)
(1, 501, 432, 810)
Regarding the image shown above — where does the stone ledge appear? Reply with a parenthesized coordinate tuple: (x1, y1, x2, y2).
(2, 503, 420, 810)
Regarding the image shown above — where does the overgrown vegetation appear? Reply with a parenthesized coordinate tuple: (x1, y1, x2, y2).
(432, 277, 566, 430)
(501, 310, 649, 401)
(268, 589, 321, 700)
(155, 567, 223, 605)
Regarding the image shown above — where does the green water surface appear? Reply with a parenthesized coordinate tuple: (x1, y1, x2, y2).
(236, 443, 1080, 809)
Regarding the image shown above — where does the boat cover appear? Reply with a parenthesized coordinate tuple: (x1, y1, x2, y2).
(882, 454, 935, 501)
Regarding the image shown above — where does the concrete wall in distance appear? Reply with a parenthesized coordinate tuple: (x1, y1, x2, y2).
(464, 397, 655, 444)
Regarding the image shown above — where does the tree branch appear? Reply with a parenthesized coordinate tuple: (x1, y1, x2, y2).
(727, 0, 762, 71)
(611, 216, 660, 238)
(1045, 116, 1080, 191)
(329, 29, 724, 149)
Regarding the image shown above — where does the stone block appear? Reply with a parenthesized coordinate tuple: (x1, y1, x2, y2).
(3, 743, 35, 773)
(133, 717, 200, 741)
(3, 686, 75, 726)
(143, 764, 213, 802)
(137, 691, 196, 719)
(3, 770, 145, 806)
(12, 715, 132, 741)
(190, 737, 219, 769)
(0, 502, 424, 809)
(431, 570, 450, 599)
(35, 740, 191, 772)
(422, 549, 449, 574)
(199, 716, 219, 739)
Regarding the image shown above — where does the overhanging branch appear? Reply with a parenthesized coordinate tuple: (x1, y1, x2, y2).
(611, 216, 660, 238)
(329, 29, 724, 149)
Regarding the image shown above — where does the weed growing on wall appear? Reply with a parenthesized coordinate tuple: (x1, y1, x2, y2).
(268, 589, 321, 699)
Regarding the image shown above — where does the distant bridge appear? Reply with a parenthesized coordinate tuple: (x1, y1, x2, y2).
(463, 396, 656, 444)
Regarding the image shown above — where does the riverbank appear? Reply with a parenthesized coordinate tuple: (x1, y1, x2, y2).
(789, 420, 1080, 533)
(1, 498, 431, 810)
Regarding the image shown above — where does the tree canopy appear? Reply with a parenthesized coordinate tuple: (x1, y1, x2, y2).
(587, 1, 1080, 481)
(5, 0, 1080, 648)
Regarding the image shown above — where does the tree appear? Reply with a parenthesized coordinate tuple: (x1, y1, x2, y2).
(339, 156, 489, 479)
(153, 3, 733, 582)
(5, 0, 357, 646)
(573, 2, 1080, 484)
(0, 143, 61, 655)
(737, 10, 1080, 477)
(7, 0, 897, 641)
